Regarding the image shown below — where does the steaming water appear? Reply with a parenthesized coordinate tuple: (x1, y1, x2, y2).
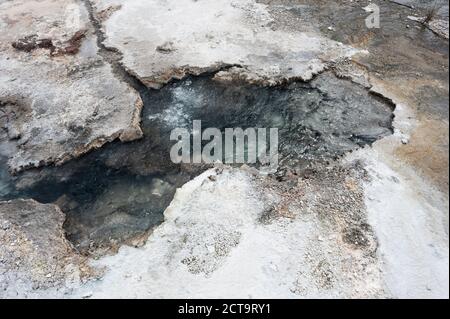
(0, 73, 394, 253)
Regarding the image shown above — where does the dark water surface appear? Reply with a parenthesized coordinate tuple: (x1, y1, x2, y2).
(0, 73, 394, 253)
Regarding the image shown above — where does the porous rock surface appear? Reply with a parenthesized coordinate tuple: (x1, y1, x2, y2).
(0, 199, 92, 298)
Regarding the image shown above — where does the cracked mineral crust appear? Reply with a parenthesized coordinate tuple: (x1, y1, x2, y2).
(0, 0, 143, 173)
(79, 166, 386, 299)
(89, 0, 359, 88)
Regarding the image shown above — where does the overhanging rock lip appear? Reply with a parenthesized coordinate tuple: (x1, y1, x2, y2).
(0, 0, 145, 175)
(7, 97, 144, 175)
(91, 0, 362, 89)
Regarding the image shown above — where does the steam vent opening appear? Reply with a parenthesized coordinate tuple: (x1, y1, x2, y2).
(0, 73, 395, 255)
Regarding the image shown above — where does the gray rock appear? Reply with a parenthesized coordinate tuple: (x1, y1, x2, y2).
(0, 0, 143, 173)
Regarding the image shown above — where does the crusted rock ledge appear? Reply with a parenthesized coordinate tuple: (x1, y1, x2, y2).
(89, 0, 359, 88)
(0, 0, 143, 173)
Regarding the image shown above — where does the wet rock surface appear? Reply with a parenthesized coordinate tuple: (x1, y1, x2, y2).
(261, 0, 449, 191)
